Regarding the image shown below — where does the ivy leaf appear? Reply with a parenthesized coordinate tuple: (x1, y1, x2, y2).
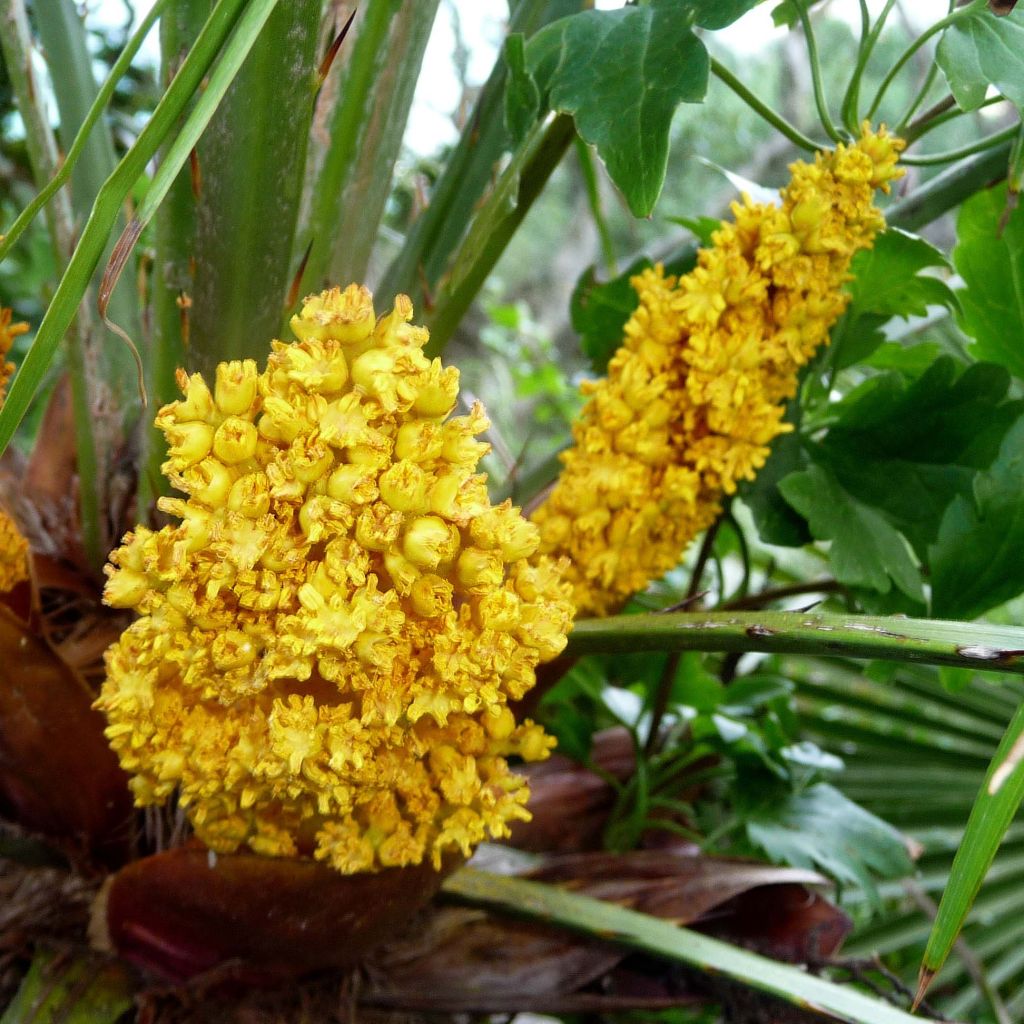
(830, 228, 959, 371)
(930, 414, 1024, 619)
(818, 358, 1020, 555)
(779, 463, 924, 600)
(771, 0, 828, 28)
(741, 430, 812, 548)
(937, 3, 1024, 112)
(741, 782, 914, 903)
(571, 258, 651, 373)
(528, 1, 711, 216)
(687, 0, 767, 30)
(953, 182, 1024, 378)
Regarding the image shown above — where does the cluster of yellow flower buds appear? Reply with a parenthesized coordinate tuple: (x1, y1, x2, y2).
(532, 125, 904, 616)
(98, 286, 574, 874)
(0, 307, 29, 593)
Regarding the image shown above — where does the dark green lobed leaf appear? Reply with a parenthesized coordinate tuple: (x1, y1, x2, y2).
(953, 182, 1024, 379)
(829, 228, 959, 372)
(741, 782, 915, 904)
(937, 3, 1024, 112)
(930, 414, 1024, 619)
(779, 463, 924, 601)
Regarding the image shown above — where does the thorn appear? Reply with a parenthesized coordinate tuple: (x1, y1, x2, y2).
(913, 966, 935, 1012)
(189, 147, 202, 200)
(316, 8, 357, 94)
(794, 600, 822, 613)
(287, 237, 314, 311)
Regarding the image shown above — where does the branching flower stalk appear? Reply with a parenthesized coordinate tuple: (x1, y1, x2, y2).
(531, 125, 904, 617)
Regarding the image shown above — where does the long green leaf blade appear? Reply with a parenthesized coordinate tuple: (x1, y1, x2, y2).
(920, 701, 1024, 999)
(300, 0, 441, 291)
(443, 869, 935, 1024)
(102, 0, 296, 309)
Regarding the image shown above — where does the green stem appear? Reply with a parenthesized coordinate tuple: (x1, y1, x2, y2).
(188, 0, 320, 379)
(0, 0, 251, 458)
(839, 0, 897, 133)
(886, 137, 1014, 230)
(866, 0, 985, 122)
(424, 114, 576, 357)
(797, 3, 841, 142)
(37, 0, 143, 404)
(895, 61, 943, 136)
(376, 0, 585, 311)
(901, 123, 1020, 166)
(575, 139, 617, 278)
(566, 610, 1024, 677)
(442, 870, 931, 1024)
(710, 59, 823, 153)
(299, 1, 441, 293)
(139, 0, 210, 521)
(904, 94, 1006, 144)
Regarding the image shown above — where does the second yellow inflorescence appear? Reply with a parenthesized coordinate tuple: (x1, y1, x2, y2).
(531, 125, 903, 615)
(98, 287, 575, 874)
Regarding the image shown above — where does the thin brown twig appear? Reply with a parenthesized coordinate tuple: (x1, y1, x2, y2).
(720, 579, 844, 611)
(905, 94, 957, 138)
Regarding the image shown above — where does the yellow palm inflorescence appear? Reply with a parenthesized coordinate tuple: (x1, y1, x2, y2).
(531, 125, 904, 616)
(98, 286, 574, 874)
(0, 307, 29, 593)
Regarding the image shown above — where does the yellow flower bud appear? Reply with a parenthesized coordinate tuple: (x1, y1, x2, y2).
(104, 568, 150, 608)
(409, 574, 453, 618)
(394, 419, 443, 462)
(228, 472, 272, 518)
(290, 437, 334, 484)
(164, 421, 214, 467)
(456, 547, 504, 590)
(414, 361, 459, 417)
(403, 515, 458, 568)
(354, 503, 403, 551)
(215, 359, 259, 416)
(327, 463, 378, 504)
(213, 417, 258, 464)
(184, 458, 234, 506)
(172, 368, 214, 420)
(484, 706, 516, 741)
(378, 460, 428, 513)
(383, 547, 420, 594)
